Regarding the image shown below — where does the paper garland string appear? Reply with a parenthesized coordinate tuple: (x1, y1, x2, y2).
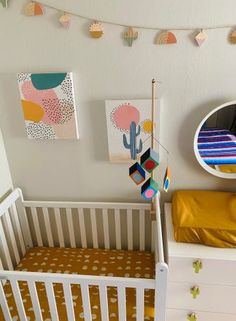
(195, 30, 207, 47)
(59, 14, 71, 29)
(21, 1, 236, 46)
(89, 22, 104, 38)
(24, 2, 44, 16)
(124, 27, 138, 47)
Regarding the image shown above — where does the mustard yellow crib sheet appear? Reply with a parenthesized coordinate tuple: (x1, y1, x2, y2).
(0, 247, 155, 321)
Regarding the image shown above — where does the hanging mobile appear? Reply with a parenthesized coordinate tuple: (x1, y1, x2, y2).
(163, 166, 171, 192)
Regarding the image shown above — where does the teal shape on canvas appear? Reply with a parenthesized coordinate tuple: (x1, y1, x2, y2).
(0, 0, 8, 8)
(31, 73, 67, 90)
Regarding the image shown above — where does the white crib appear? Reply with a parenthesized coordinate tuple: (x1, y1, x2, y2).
(0, 188, 168, 321)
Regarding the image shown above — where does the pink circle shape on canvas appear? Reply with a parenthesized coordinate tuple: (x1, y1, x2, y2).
(145, 189, 154, 199)
(112, 104, 140, 131)
(21, 81, 62, 124)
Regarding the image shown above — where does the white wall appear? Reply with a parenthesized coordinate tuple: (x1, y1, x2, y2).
(0, 129, 12, 199)
(0, 0, 235, 202)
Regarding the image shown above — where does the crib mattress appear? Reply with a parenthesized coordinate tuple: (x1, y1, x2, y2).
(1, 247, 155, 321)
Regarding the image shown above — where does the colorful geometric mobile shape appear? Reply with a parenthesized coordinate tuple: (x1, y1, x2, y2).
(141, 178, 158, 201)
(195, 31, 207, 47)
(124, 27, 138, 47)
(0, 0, 8, 8)
(89, 22, 104, 38)
(230, 30, 236, 44)
(59, 14, 71, 30)
(129, 162, 146, 185)
(24, 2, 44, 16)
(156, 31, 177, 45)
(163, 166, 171, 192)
(141, 148, 159, 173)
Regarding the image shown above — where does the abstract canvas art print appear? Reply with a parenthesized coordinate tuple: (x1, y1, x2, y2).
(17, 72, 79, 139)
(106, 99, 160, 162)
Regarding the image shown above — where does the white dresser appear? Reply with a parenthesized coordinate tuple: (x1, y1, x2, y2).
(165, 203, 236, 321)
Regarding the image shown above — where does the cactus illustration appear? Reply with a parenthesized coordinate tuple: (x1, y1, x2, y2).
(124, 27, 138, 47)
(0, 0, 8, 8)
(123, 121, 143, 160)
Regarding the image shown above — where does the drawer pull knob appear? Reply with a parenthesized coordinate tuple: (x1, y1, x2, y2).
(190, 286, 200, 299)
(187, 313, 197, 321)
(193, 260, 202, 273)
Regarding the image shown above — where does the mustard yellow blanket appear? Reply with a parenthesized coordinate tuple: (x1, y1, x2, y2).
(172, 190, 236, 247)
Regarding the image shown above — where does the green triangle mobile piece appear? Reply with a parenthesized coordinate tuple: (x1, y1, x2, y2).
(0, 0, 8, 8)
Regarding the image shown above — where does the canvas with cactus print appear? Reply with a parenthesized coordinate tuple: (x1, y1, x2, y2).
(105, 99, 160, 162)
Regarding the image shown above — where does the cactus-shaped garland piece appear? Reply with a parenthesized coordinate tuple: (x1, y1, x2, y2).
(123, 121, 143, 160)
(124, 27, 138, 47)
(0, 0, 8, 8)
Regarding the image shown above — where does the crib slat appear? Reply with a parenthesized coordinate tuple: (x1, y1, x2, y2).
(118, 286, 127, 321)
(151, 220, 156, 253)
(4, 210, 20, 264)
(45, 282, 59, 321)
(99, 285, 109, 321)
(42, 208, 54, 247)
(102, 209, 110, 249)
(10, 279, 28, 321)
(90, 209, 98, 248)
(0, 281, 12, 321)
(66, 208, 76, 248)
(28, 280, 43, 321)
(78, 209, 87, 248)
(114, 209, 121, 250)
(31, 207, 43, 247)
(10, 204, 26, 256)
(136, 288, 144, 321)
(54, 208, 65, 248)
(139, 210, 145, 251)
(0, 219, 13, 270)
(127, 209, 133, 250)
(63, 283, 75, 321)
(81, 283, 92, 321)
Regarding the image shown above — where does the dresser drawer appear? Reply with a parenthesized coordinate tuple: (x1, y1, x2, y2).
(166, 308, 236, 321)
(167, 281, 236, 314)
(168, 256, 236, 286)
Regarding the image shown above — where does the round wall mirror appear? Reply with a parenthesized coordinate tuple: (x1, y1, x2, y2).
(194, 101, 236, 179)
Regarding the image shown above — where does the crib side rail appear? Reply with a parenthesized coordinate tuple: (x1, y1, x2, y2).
(0, 270, 155, 321)
(0, 189, 30, 270)
(22, 199, 153, 251)
(154, 193, 168, 321)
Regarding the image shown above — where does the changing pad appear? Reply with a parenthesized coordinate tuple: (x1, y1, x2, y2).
(172, 190, 236, 248)
(0, 247, 155, 321)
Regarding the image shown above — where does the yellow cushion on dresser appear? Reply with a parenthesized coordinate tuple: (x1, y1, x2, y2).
(172, 190, 236, 247)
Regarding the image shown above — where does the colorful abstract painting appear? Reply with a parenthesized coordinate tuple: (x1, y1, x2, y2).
(106, 100, 160, 162)
(17, 72, 79, 139)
